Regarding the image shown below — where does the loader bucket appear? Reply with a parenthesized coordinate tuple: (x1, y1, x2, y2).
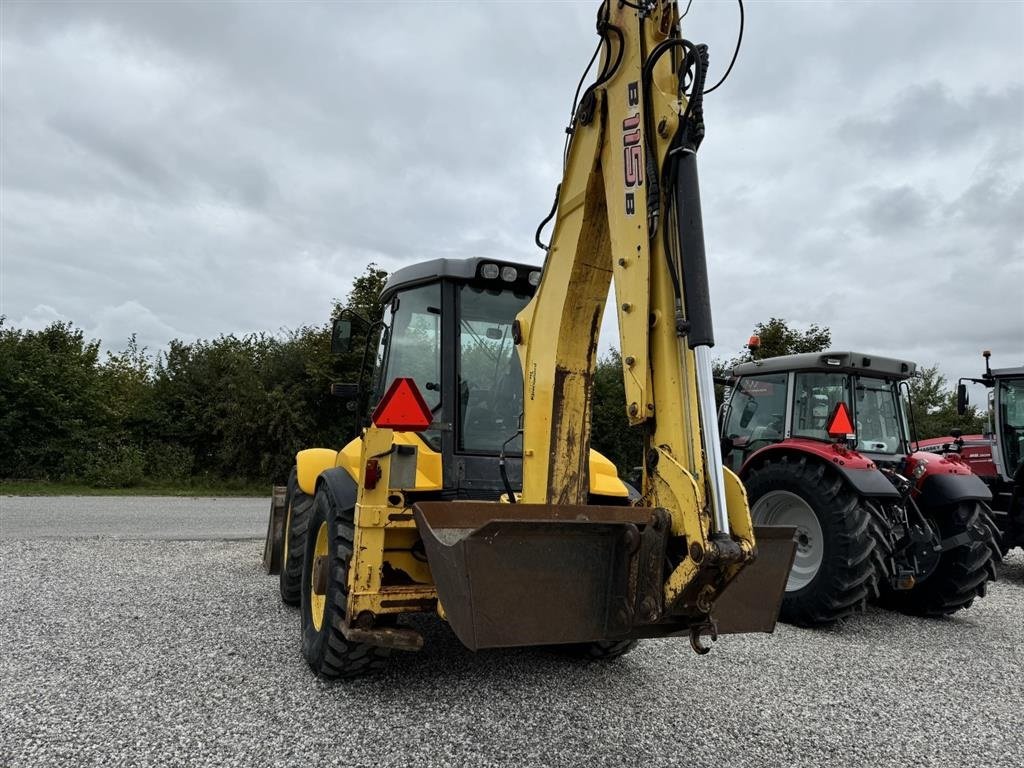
(413, 501, 669, 651)
(712, 525, 797, 634)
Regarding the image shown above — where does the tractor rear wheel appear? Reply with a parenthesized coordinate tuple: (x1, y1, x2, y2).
(300, 484, 390, 680)
(883, 501, 1001, 617)
(279, 468, 314, 606)
(745, 455, 876, 626)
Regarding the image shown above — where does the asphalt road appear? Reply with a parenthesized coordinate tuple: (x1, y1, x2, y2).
(1, 497, 1022, 767)
(0, 495, 265, 540)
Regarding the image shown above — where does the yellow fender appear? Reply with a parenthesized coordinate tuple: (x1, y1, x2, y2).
(295, 448, 340, 496)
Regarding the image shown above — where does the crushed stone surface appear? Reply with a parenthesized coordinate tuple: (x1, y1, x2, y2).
(1, 498, 1022, 767)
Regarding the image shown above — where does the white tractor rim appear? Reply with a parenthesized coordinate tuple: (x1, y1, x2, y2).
(752, 490, 824, 592)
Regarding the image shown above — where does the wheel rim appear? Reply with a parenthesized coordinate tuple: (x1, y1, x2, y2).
(752, 490, 824, 592)
(310, 521, 329, 631)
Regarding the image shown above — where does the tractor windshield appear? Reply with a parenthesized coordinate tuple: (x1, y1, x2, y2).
(457, 284, 532, 454)
(997, 378, 1024, 475)
(793, 372, 904, 454)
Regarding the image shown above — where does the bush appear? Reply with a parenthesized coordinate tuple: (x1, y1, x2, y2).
(144, 443, 195, 483)
(81, 443, 147, 488)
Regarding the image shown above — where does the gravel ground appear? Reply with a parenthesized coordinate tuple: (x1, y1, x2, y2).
(1, 498, 1022, 767)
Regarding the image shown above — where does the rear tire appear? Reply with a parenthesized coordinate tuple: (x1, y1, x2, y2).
(555, 639, 639, 661)
(300, 484, 390, 680)
(279, 468, 314, 606)
(745, 455, 876, 627)
(883, 501, 1001, 617)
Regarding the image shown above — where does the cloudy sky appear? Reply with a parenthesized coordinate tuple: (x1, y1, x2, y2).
(2, 0, 1021, 393)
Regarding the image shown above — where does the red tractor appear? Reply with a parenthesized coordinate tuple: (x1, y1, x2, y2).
(919, 351, 1024, 553)
(721, 351, 1001, 627)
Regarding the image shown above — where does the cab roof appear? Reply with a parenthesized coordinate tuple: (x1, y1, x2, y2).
(731, 351, 916, 380)
(380, 257, 540, 303)
(991, 366, 1024, 379)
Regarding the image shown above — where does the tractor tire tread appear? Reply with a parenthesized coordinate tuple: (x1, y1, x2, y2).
(301, 486, 391, 680)
(887, 502, 1001, 617)
(557, 638, 640, 661)
(746, 455, 877, 627)
(279, 476, 314, 606)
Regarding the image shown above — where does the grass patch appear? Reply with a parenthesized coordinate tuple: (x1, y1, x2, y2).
(1, 479, 269, 497)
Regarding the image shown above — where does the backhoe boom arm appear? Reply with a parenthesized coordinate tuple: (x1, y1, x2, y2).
(514, 0, 755, 612)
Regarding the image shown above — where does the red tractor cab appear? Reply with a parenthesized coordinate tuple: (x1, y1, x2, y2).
(919, 352, 1024, 553)
(721, 351, 1001, 627)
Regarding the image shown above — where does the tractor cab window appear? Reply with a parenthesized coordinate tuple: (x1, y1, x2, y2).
(793, 372, 850, 441)
(377, 283, 442, 448)
(723, 373, 788, 471)
(457, 284, 532, 454)
(853, 377, 903, 454)
(998, 378, 1024, 475)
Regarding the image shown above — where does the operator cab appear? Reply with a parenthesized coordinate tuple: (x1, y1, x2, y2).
(369, 257, 541, 498)
(722, 351, 916, 471)
(992, 368, 1024, 481)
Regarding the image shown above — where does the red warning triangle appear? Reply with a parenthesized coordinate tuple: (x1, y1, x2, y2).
(372, 377, 433, 431)
(826, 402, 855, 438)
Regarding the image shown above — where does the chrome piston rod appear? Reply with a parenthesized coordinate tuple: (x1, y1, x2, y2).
(674, 147, 730, 536)
(695, 344, 730, 535)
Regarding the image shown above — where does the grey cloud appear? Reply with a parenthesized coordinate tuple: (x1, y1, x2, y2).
(1, 0, 1021, 391)
(855, 185, 933, 235)
(837, 82, 1024, 158)
(47, 112, 181, 199)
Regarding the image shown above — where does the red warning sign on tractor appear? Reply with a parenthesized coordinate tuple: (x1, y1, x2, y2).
(371, 377, 433, 431)
(826, 401, 855, 439)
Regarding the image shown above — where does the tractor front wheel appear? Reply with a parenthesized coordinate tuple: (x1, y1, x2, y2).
(300, 484, 390, 680)
(745, 456, 876, 627)
(883, 501, 1001, 617)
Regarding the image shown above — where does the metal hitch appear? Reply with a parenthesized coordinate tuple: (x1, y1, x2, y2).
(413, 501, 670, 651)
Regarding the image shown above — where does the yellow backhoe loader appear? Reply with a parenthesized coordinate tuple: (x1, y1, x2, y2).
(261, 0, 796, 679)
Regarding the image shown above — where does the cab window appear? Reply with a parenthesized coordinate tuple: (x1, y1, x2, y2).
(854, 376, 903, 454)
(457, 284, 531, 453)
(723, 373, 788, 469)
(793, 372, 849, 440)
(377, 283, 442, 447)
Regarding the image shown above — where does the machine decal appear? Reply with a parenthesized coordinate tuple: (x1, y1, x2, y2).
(623, 81, 642, 215)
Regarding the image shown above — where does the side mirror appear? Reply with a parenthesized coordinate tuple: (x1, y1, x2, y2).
(331, 318, 352, 354)
(956, 383, 968, 416)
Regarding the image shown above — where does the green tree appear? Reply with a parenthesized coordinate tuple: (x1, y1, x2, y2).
(0, 262, 463, 488)
(332, 263, 389, 321)
(712, 318, 832, 405)
(0, 319, 111, 480)
(747, 317, 831, 360)
(906, 364, 986, 440)
(590, 350, 643, 480)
